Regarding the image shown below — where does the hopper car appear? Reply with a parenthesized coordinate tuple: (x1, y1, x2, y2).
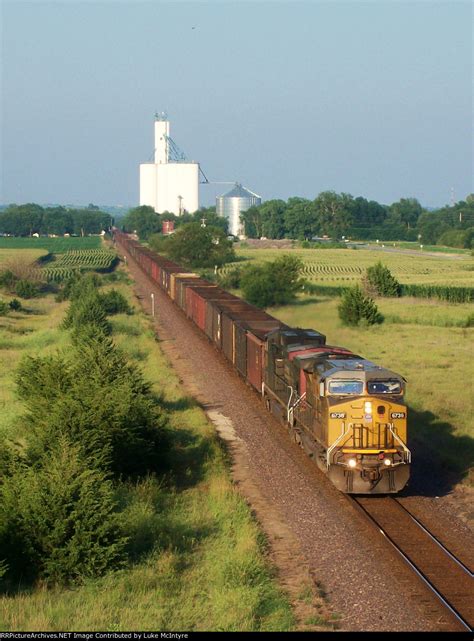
(114, 230, 411, 494)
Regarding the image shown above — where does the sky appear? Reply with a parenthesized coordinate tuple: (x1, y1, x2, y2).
(1, 0, 472, 208)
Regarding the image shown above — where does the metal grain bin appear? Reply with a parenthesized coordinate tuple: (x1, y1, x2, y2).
(216, 183, 261, 237)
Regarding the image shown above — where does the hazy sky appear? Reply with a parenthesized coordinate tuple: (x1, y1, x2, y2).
(1, 0, 472, 208)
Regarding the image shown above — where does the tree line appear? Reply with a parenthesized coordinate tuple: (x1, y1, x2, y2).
(240, 192, 474, 247)
(0, 204, 112, 237)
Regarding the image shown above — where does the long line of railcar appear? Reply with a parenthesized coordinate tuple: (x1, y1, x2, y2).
(114, 230, 411, 494)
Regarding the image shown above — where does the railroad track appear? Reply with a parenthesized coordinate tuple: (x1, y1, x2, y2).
(350, 496, 474, 632)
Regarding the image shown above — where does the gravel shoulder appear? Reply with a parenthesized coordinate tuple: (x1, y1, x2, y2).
(119, 244, 471, 632)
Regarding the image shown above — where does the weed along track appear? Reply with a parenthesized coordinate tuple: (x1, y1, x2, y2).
(349, 497, 474, 631)
(115, 236, 471, 632)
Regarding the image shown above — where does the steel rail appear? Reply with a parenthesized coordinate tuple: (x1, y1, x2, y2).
(349, 496, 473, 632)
(393, 498, 473, 578)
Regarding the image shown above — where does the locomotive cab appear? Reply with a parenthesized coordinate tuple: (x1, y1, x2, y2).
(313, 362, 410, 493)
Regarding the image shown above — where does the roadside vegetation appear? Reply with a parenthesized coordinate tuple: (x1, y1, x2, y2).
(0, 253, 328, 631)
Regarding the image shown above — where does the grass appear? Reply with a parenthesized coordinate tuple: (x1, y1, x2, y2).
(0, 259, 331, 631)
(0, 236, 102, 253)
(0, 248, 47, 266)
(227, 246, 474, 287)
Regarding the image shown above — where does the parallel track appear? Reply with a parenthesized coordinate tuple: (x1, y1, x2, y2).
(350, 496, 474, 632)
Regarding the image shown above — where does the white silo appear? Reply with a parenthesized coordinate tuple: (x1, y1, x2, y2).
(216, 183, 261, 238)
(139, 113, 199, 215)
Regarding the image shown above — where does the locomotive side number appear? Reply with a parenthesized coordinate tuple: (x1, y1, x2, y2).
(391, 412, 406, 419)
(330, 412, 346, 419)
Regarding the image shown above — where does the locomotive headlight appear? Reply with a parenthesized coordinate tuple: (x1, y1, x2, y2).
(383, 458, 392, 466)
(364, 401, 372, 414)
(348, 458, 357, 468)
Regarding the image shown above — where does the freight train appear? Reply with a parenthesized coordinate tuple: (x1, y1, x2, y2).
(114, 230, 411, 494)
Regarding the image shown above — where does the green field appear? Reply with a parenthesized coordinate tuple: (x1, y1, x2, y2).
(0, 236, 102, 253)
(0, 248, 47, 266)
(226, 246, 474, 287)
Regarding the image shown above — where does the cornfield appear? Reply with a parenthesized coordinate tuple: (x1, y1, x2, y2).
(42, 249, 117, 282)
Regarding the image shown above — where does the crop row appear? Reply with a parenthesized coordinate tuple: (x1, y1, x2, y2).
(53, 249, 116, 268)
(42, 249, 118, 282)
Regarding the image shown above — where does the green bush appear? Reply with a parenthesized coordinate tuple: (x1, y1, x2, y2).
(15, 280, 39, 299)
(17, 333, 167, 478)
(240, 255, 303, 308)
(62, 293, 112, 336)
(8, 298, 22, 311)
(338, 285, 384, 326)
(465, 313, 474, 328)
(0, 270, 16, 290)
(437, 227, 473, 249)
(0, 300, 8, 315)
(218, 266, 244, 290)
(365, 261, 401, 297)
(0, 437, 127, 586)
(99, 289, 132, 315)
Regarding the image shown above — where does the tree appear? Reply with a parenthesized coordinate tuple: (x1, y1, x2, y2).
(387, 198, 423, 229)
(284, 197, 316, 239)
(240, 254, 303, 308)
(259, 200, 287, 239)
(191, 207, 228, 234)
(122, 206, 161, 240)
(350, 197, 387, 226)
(365, 262, 401, 297)
(0, 204, 44, 236)
(313, 192, 353, 237)
(165, 223, 235, 268)
(240, 205, 263, 238)
(42, 207, 73, 236)
(0, 436, 126, 585)
(338, 286, 384, 326)
(71, 209, 111, 236)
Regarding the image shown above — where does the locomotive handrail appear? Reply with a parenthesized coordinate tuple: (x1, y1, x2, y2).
(287, 390, 306, 424)
(326, 423, 351, 468)
(388, 423, 412, 463)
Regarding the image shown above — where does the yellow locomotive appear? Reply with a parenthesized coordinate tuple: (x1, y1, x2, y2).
(263, 329, 411, 493)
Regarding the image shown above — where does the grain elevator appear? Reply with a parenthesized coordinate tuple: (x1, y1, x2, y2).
(139, 113, 199, 215)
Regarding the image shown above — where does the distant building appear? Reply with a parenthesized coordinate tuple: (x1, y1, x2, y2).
(162, 220, 175, 235)
(139, 114, 199, 215)
(216, 183, 261, 238)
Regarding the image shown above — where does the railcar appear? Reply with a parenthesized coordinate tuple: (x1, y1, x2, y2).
(114, 230, 411, 494)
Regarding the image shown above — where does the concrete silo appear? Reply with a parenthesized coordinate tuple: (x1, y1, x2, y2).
(139, 113, 199, 215)
(216, 183, 261, 238)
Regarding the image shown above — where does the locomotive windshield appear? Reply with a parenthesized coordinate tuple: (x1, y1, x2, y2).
(328, 380, 364, 395)
(367, 380, 402, 394)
